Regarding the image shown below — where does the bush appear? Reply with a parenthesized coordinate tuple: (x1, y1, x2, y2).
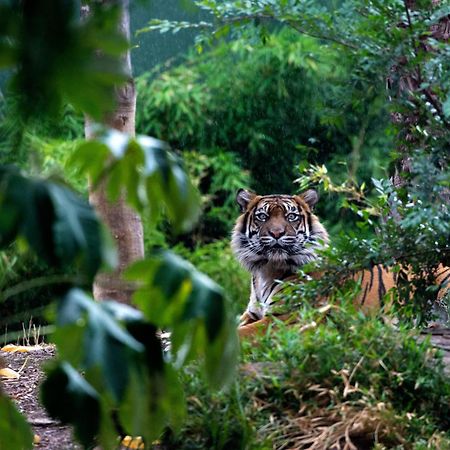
(181, 150, 250, 243)
(136, 28, 391, 197)
(160, 302, 450, 449)
(135, 28, 393, 244)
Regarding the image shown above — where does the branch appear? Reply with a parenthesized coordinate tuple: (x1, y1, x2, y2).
(138, 13, 359, 51)
(0, 274, 88, 302)
(220, 13, 359, 49)
(286, 20, 359, 50)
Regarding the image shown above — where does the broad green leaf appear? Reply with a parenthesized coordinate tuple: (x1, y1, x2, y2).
(52, 292, 188, 444)
(125, 251, 238, 386)
(71, 129, 201, 232)
(67, 140, 110, 182)
(119, 321, 185, 443)
(0, 392, 33, 449)
(0, 42, 15, 69)
(40, 362, 101, 449)
(0, 166, 112, 281)
(47, 183, 106, 280)
(98, 304, 185, 443)
(55, 288, 144, 402)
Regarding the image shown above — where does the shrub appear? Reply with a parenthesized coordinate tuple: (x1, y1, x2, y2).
(136, 28, 391, 197)
(181, 150, 250, 243)
(160, 302, 450, 449)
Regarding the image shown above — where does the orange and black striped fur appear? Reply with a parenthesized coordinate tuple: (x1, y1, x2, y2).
(231, 189, 449, 337)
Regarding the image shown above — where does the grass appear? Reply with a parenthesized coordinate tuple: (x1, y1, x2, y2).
(157, 301, 450, 449)
(2, 318, 53, 348)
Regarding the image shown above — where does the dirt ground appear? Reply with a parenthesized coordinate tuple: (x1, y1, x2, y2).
(1, 345, 81, 450)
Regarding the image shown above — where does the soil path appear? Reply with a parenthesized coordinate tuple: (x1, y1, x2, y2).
(1, 345, 81, 450)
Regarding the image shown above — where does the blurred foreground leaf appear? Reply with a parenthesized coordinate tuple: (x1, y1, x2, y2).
(0, 166, 114, 281)
(126, 251, 238, 386)
(71, 129, 200, 232)
(49, 289, 186, 445)
(41, 362, 101, 448)
(1, 0, 128, 120)
(53, 289, 144, 401)
(0, 391, 33, 450)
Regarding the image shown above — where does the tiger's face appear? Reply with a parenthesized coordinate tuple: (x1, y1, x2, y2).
(231, 189, 329, 272)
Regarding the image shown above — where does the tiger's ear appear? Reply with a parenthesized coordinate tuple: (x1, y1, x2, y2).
(299, 189, 319, 209)
(236, 189, 257, 212)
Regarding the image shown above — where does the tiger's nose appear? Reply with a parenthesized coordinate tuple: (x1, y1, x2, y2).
(269, 228, 285, 239)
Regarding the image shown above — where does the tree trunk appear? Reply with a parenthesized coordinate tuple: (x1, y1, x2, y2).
(83, 0, 144, 303)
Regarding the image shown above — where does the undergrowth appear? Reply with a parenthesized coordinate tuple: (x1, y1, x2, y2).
(159, 302, 450, 449)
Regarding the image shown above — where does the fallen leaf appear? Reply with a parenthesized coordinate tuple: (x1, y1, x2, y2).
(1, 345, 42, 353)
(33, 434, 41, 445)
(121, 436, 144, 449)
(0, 367, 20, 379)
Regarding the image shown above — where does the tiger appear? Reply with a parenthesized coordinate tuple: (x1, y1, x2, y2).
(231, 188, 450, 338)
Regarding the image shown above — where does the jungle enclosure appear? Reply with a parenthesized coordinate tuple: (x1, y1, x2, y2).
(0, 1, 449, 449)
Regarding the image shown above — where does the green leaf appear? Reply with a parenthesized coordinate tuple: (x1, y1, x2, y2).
(67, 140, 111, 182)
(71, 129, 201, 233)
(118, 321, 186, 443)
(40, 362, 101, 449)
(0, 167, 25, 247)
(47, 183, 106, 280)
(0, 391, 33, 450)
(6, 0, 128, 120)
(0, 166, 111, 281)
(0, 42, 16, 69)
(55, 288, 144, 402)
(51, 292, 189, 444)
(125, 251, 238, 386)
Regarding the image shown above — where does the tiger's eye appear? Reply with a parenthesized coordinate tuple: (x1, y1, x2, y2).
(255, 212, 269, 222)
(286, 213, 299, 222)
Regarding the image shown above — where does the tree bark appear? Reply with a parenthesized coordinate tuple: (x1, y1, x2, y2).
(83, 0, 144, 303)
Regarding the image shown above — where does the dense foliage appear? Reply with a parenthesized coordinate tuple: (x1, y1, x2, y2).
(0, 0, 449, 448)
(145, 0, 450, 313)
(0, 1, 237, 449)
(159, 303, 450, 449)
(136, 28, 392, 239)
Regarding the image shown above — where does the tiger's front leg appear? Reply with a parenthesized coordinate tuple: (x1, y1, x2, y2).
(238, 313, 294, 339)
(238, 317, 272, 338)
(239, 292, 263, 326)
(238, 310, 256, 327)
